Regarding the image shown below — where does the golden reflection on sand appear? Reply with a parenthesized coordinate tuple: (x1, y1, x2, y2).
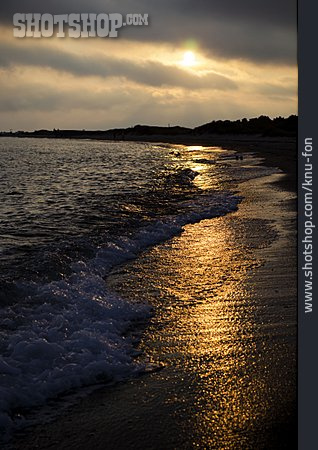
(107, 171, 296, 449)
(109, 211, 268, 448)
(158, 216, 264, 448)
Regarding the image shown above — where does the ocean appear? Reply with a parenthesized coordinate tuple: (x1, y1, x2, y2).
(0, 137, 275, 435)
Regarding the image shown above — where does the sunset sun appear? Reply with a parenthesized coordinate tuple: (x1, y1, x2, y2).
(182, 50, 196, 67)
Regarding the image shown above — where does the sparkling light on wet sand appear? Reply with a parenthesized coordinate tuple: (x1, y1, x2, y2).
(105, 173, 297, 449)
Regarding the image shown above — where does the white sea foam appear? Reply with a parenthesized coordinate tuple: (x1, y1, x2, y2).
(0, 274, 151, 437)
(0, 191, 240, 437)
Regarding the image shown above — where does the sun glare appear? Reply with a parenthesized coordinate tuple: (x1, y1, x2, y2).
(182, 50, 196, 67)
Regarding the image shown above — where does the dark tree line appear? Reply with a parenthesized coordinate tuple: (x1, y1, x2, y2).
(193, 115, 297, 137)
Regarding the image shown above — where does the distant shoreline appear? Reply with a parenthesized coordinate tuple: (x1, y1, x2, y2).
(0, 115, 297, 140)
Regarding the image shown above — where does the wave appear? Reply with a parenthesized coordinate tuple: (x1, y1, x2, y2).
(0, 190, 241, 437)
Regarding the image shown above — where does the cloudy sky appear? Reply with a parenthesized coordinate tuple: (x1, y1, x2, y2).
(0, 1, 297, 131)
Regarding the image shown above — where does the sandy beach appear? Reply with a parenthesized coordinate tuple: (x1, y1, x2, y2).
(7, 144, 297, 450)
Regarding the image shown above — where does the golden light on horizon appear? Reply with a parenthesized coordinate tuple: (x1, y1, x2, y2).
(186, 146, 204, 151)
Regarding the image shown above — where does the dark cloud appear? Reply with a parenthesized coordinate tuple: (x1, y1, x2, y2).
(0, 81, 134, 112)
(259, 83, 297, 97)
(0, 42, 237, 91)
(1, 0, 297, 64)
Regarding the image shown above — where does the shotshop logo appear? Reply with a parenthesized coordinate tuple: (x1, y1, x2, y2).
(13, 13, 149, 38)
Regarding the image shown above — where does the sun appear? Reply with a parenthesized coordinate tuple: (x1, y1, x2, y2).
(182, 50, 196, 67)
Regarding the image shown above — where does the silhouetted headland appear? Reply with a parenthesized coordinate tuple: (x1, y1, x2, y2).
(0, 115, 297, 141)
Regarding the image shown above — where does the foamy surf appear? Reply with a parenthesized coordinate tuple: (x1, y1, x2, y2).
(0, 276, 151, 437)
(0, 189, 241, 438)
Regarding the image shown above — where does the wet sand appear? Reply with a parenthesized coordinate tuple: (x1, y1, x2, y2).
(8, 157, 297, 449)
